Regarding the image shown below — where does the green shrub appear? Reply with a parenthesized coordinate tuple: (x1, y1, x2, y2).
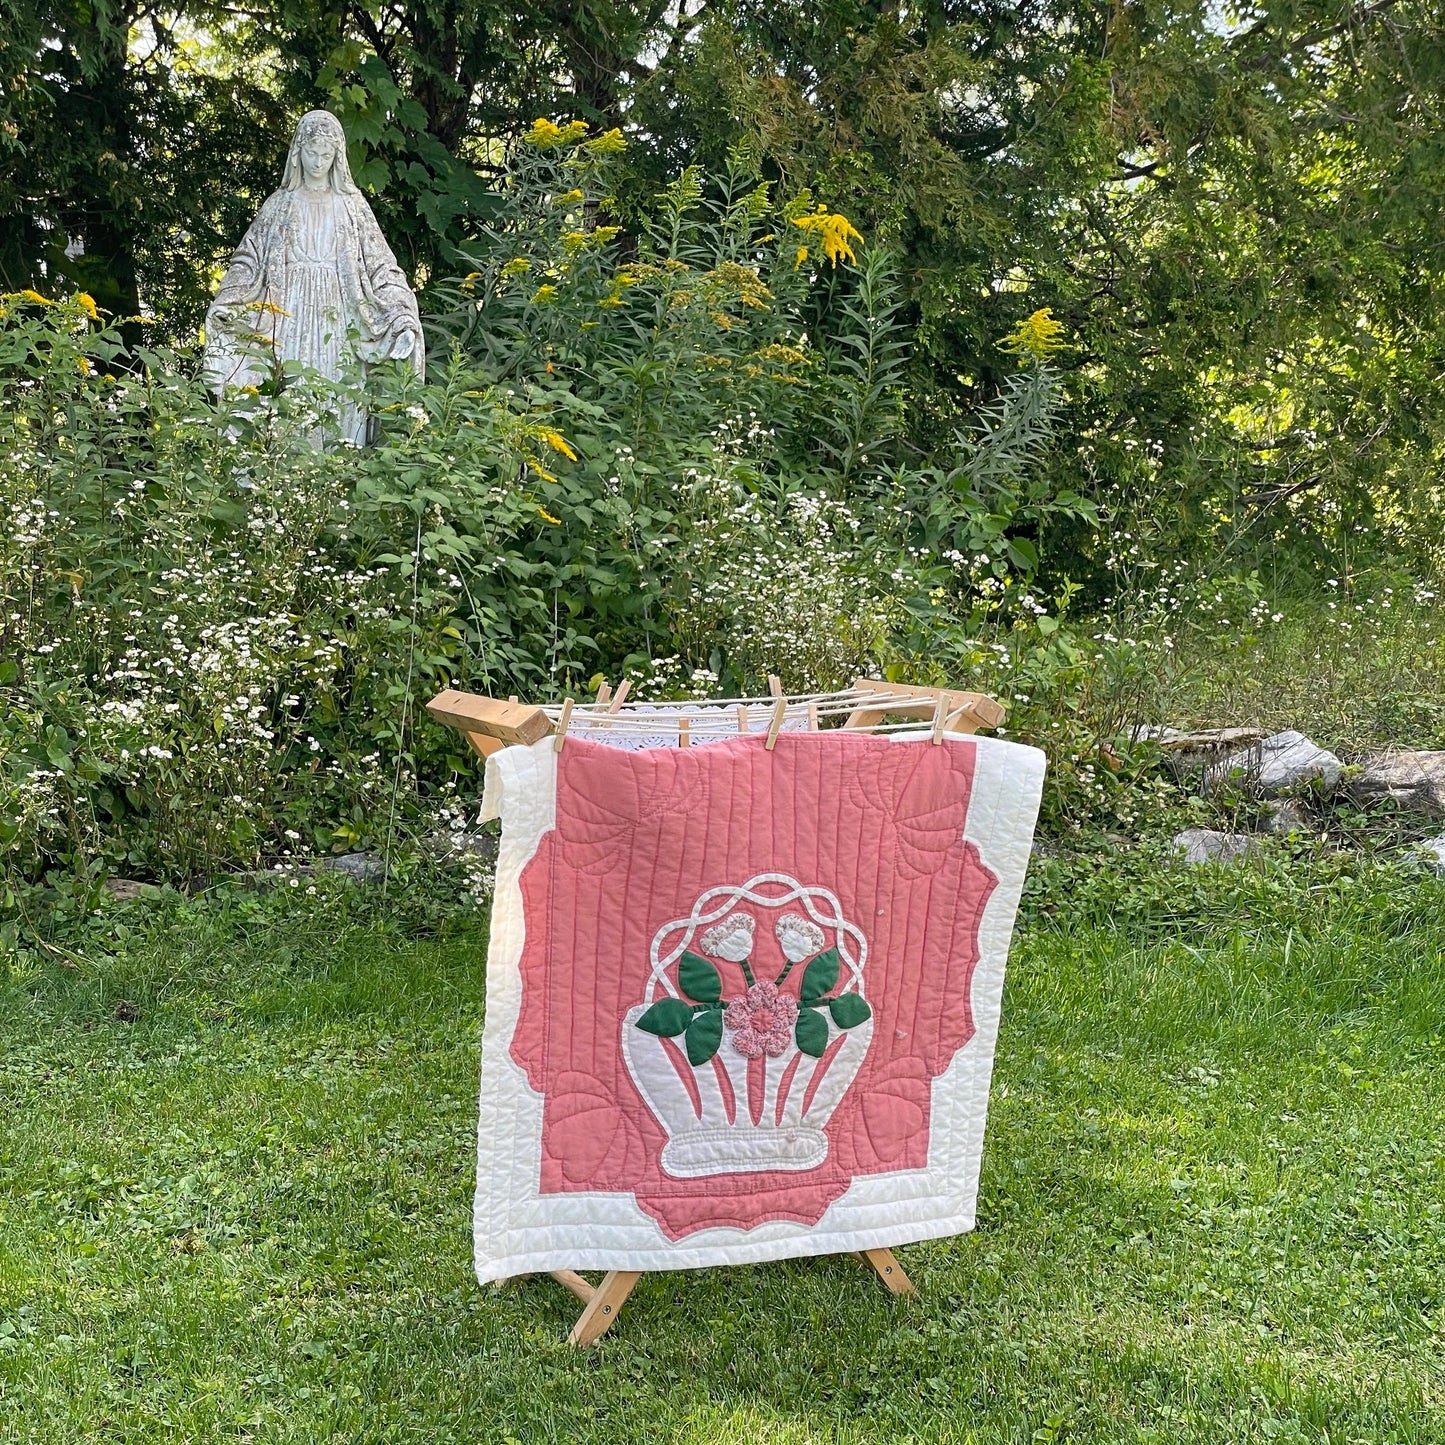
(2, 128, 1083, 906)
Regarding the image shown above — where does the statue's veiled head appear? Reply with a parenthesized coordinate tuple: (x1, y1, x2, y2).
(281, 110, 357, 195)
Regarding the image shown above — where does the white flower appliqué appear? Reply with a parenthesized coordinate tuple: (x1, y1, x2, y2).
(699, 912, 756, 962)
(775, 912, 825, 963)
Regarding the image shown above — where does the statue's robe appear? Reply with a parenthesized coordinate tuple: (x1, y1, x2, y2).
(203, 186, 424, 444)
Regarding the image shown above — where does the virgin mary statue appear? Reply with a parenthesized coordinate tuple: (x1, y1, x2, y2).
(203, 110, 425, 444)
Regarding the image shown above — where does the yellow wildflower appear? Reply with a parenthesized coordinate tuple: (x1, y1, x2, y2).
(530, 284, 559, 304)
(76, 356, 93, 375)
(790, 206, 863, 267)
(755, 343, 808, 366)
(246, 299, 291, 317)
(525, 118, 564, 147)
(555, 188, 585, 205)
(562, 231, 590, 253)
(75, 292, 100, 320)
(537, 506, 562, 525)
(538, 428, 578, 461)
(709, 310, 734, 331)
(527, 117, 588, 147)
(593, 226, 620, 244)
(998, 307, 1069, 364)
(584, 128, 627, 156)
(794, 245, 809, 269)
(501, 257, 531, 278)
(16, 288, 52, 305)
(530, 461, 558, 484)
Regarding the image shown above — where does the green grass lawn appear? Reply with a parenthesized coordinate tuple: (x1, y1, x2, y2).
(3, 869, 1443, 1443)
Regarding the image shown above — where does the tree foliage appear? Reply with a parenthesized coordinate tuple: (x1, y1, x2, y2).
(2, 0, 1443, 580)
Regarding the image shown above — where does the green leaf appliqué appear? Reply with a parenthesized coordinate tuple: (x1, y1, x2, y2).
(678, 951, 723, 1003)
(829, 992, 871, 1029)
(795, 1006, 829, 1057)
(685, 1007, 724, 1065)
(800, 947, 841, 1003)
(635, 998, 693, 1037)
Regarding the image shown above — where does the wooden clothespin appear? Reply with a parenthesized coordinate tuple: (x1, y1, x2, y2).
(596, 680, 613, 706)
(554, 697, 575, 752)
(765, 695, 787, 751)
(767, 675, 783, 700)
(598, 678, 630, 731)
(807, 701, 819, 733)
(736, 704, 749, 735)
(930, 694, 947, 745)
(678, 716, 690, 748)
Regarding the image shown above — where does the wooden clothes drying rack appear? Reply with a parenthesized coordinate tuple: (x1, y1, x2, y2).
(425, 674, 1005, 1346)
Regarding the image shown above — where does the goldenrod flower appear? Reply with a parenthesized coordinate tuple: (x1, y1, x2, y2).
(537, 505, 562, 524)
(246, 299, 290, 317)
(75, 292, 100, 320)
(538, 428, 578, 461)
(525, 117, 588, 147)
(584, 128, 627, 156)
(525, 118, 564, 147)
(755, 343, 808, 365)
(14, 288, 52, 305)
(554, 188, 585, 205)
(501, 257, 531, 278)
(790, 207, 862, 266)
(530, 284, 559, 303)
(998, 307, 1069, 363)
(794, 245, 809, 269)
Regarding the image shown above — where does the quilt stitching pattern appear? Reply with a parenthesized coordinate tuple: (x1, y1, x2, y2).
(473, 728, 1045, 1279)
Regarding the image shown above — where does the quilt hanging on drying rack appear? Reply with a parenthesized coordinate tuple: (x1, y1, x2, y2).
(472, 728, 1046, 1281)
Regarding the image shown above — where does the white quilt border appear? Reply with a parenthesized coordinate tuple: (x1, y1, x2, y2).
(471, 732, 1045, 1282)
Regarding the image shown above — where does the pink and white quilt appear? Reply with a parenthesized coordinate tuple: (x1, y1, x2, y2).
(473, 728, 1045, 1280)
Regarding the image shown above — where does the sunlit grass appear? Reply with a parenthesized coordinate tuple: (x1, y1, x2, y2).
(2, 877, 1442, 1442)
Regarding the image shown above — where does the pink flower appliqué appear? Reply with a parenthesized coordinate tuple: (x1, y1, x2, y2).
(723, 981, 799, 1059)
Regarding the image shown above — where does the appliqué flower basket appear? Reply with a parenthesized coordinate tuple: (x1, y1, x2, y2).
(621, 874, 874, 1178)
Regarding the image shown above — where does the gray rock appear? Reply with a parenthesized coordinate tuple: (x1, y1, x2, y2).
(103, 878, 161, 904)
(1209, 730, 1341, 796)
(317, 851, 387, 884)
(1345, 751, 1445, 816)
(1173, 829, 1261, 864)
(1136, 725, 1269, 775)
(1261, 799, 1310, 835)
(1411, 836, 1445, 877)
(1254, 731, 1342, 794)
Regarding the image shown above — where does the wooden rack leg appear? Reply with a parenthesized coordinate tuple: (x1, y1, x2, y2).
(549, 1269, 595, 1304)
(859, 1248, 915, 1295)
(567, 1270, 643, 1346)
